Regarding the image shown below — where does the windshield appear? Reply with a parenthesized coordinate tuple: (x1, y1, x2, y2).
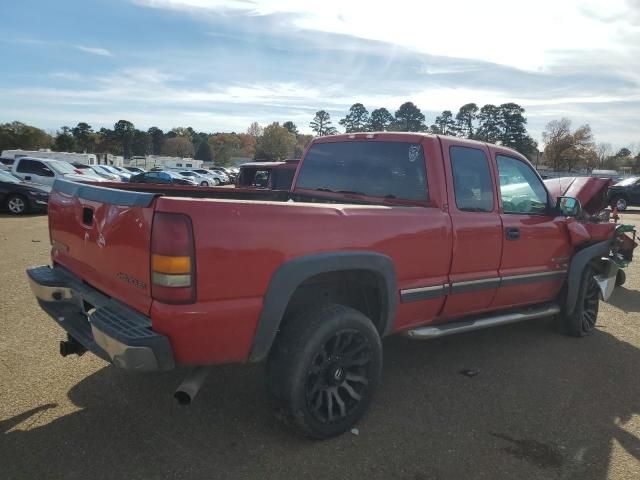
(296, 141, 428, 201)
(48, 160, 76, 175)
(616, 177, 639, 186)
(166, 171, 187, 179)
(0, 170, 21, 183)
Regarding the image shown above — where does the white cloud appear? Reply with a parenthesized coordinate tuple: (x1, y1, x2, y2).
(133, 0, 639, 72)
(74, 45, 113, 57)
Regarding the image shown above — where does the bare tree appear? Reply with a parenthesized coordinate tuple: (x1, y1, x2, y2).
(596, 142, 612, 168)
(542, 118, 572, 171)
(542, 119, 597, 172)
(246, 122, 263, 139)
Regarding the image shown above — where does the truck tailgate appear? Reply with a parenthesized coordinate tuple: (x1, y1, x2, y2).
(47, 180, 159, 315)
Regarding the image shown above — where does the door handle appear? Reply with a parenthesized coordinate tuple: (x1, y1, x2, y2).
(505, 227, 520, 240)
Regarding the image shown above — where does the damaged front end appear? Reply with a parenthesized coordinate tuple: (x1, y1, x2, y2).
(546, 176, 637, 301)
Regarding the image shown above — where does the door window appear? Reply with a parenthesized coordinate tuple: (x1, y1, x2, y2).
(17, 159, 53, 176)
(450, 146, 494, 212)
(497, 155, 548, 214)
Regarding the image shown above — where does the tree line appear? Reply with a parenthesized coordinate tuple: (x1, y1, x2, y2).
(310, 101, 538, 156)
(542, 118, 640, 173)
(1, 101, 638, 170)
(0, 120, 312, 165)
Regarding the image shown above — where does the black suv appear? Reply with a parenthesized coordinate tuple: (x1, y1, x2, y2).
(608, 177, 640, 211)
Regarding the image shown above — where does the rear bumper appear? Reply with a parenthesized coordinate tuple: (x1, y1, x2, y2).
(26, 265, 175, 371)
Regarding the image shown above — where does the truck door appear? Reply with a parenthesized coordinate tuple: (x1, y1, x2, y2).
(440, 139, 503, 318)
(491, 152, 570, 308)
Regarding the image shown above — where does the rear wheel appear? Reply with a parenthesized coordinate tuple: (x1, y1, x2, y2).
(611, 196, 628, 211)
(6, 194, 29, 215)
(616, 269, 626, 287)
(561, 266, 600, 337)
(267, 304, 382, 439)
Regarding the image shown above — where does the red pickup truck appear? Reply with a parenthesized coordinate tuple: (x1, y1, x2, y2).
(27, 133, 634, 438)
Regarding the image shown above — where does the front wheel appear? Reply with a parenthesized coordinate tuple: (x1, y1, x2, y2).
(611, 196, 628, 211)
(6, 194, 29, 215)
(267, 304, 382, 439)
(200, 181, 209, 187)
(213, 178, 221, 186)
(561, 266, 600, 337)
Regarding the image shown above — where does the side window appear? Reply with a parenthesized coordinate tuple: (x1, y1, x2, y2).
(17, 159, 51, 176)
(17, 159, 37, 174)
(497, 155, 548, 214)
(159, 172, 171, 181)
(450, 146, 494, 212)
(147, 172, 160, 178)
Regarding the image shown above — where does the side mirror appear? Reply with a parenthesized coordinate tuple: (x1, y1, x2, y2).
(556, 196, 582, 217)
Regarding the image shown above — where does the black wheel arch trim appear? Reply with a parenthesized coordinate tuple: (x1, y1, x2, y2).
(249, 251, 397, 362)
(565, 239, 611, 315)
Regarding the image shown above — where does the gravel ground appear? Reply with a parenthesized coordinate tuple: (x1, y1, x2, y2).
(1, 212, 639, 480)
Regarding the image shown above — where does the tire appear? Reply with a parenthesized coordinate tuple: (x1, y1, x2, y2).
(561, 266, 600, 337)
(213, 178, 221, 186)
(200, 181, 209, 187)
(6, 194, 29, 215)
(267, 304, 382, 439)
(616, 269, 626, 287)
(611, 196, 627, 211)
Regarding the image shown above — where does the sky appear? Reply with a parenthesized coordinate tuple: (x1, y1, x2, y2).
(1, 0, 639, 149)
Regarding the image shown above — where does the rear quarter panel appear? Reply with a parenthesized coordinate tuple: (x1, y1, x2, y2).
(152, 197, 452, 364)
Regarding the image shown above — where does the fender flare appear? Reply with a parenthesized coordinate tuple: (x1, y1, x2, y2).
(249, 251, 397, 362)
(565, 239, 611, 315)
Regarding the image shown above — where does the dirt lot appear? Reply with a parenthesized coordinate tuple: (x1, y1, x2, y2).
(1, 213, 639, 480)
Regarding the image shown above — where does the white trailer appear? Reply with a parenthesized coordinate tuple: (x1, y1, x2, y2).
(1, 149, 98, 165)
(138, 156, 202, 169)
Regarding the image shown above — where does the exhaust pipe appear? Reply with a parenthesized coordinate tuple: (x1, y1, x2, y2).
(174, 367, 210, 405)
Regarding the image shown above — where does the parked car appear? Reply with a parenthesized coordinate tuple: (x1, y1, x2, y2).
(92, 165, 125, 181)
(607, 177, 640, 211)
(129, 170, 197, 186)
(0, 169, 50, 214)
(112, 166, 134, 179)
(71, 163, 117, 182)
(210, 166, 235, 183)
(236, 160, 299, 190)
(176, 170, 217, 186)
(27, 133, 635, 439)
(124, 166, 145, 174)
(11, 157, 96, 186)
(191, 168, 225, 186)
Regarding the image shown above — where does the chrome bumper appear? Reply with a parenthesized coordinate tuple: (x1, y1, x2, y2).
(27, 265, 174, 371)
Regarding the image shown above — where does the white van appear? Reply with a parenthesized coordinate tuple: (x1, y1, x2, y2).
(11, 157, 96, 186)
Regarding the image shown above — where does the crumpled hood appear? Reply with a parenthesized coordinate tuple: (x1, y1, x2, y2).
(544, 176, 612, 214)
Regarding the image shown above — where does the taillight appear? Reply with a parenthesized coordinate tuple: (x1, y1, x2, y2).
(151, 212, 196, 304)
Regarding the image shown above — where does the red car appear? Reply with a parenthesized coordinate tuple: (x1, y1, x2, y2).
(27, 133, 634, 438)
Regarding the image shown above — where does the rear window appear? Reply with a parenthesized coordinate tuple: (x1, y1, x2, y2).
(296, 141, 428, 202)
(271, 168, 296, 190)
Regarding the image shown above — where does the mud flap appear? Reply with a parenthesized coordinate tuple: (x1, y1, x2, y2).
(593, 258, 619, 302)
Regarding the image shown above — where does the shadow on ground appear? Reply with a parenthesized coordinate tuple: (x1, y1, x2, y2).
(3, 319, 640, 479)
